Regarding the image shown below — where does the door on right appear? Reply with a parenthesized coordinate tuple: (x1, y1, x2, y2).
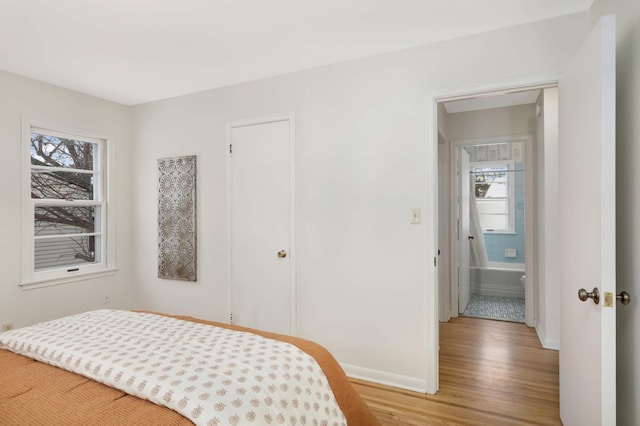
(559, 14, 616, 425)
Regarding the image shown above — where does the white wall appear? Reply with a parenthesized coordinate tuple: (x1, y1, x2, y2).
(445, 104, 536, 141)
(0, 70, 133, 328)
(131, 13, 588, 389)
(589, 0, 640, 424)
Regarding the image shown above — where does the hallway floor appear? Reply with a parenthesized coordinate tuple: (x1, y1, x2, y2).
(352, 317, 560, 425)
(462, 294, 525, 323)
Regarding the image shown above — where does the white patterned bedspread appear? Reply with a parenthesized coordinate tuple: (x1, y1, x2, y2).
(0, 309, 346, 426)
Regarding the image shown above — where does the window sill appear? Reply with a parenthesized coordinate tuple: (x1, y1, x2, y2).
(19, 268, 118, 290)
(483, 230, 517, 235)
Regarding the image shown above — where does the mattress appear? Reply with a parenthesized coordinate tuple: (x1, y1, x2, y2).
(0, 310, 380, 426)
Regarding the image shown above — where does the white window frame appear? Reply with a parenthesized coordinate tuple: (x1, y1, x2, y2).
(20, 118, 116, 289)
(471, 160, 516, 234)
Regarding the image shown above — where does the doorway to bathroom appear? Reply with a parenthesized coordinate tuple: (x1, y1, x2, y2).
(436, 85, 558, 328)
(454, 137, 528, 323)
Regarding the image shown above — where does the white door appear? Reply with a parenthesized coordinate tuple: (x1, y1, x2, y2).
(229, 116, 294, 335)
(458, 149, 471, 314)
(559, 15, 616, 425)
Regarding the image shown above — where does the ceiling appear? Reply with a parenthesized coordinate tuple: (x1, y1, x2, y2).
(0, 0, 592, 106)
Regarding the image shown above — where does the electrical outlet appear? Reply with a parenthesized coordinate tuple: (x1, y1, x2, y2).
(102, 291, 110, 304)
(2, 323, 14, 332)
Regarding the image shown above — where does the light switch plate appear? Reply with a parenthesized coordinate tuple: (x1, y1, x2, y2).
(410, 208, 420, 224)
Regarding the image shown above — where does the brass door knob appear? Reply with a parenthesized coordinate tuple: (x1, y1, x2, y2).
(277, 250, 287, 258)
(578, 287, 600, 305)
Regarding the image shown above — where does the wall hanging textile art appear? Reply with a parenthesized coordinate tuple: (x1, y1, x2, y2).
(157, 155, 197, 281)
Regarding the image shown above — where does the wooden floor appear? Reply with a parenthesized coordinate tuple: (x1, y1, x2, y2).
(351, 317, 560, 425)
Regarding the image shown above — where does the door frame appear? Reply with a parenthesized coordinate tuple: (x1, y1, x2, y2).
(456, 148, 472, 315)
(425, 77, 558, 393)
(226, 112, 297, 335)
(448, 134, 535, 326)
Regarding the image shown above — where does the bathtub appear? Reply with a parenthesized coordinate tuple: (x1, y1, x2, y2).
(469, 262, 525, 299)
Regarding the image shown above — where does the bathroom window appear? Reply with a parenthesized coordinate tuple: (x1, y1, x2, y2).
(472, 161, 515, 233)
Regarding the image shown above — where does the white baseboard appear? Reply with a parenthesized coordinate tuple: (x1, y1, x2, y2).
(535, 324, 560, 350)
(340, 363, 428, 394)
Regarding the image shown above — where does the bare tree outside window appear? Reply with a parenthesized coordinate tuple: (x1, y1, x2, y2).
(30, 133, 101, 271)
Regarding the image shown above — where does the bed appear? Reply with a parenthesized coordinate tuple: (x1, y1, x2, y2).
(0, 310, 380, 425)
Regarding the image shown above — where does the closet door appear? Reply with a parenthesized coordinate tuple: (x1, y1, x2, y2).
(228, 115, 295, 335)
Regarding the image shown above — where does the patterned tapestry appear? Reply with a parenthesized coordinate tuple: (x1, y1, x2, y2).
(157, 155, 197, 281)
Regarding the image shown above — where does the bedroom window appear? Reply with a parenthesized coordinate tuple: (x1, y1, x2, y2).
(472, 161, 515, 233)
(21, 122, 115, 287)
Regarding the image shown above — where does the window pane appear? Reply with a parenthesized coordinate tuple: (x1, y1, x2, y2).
(31, 170, 94, 200)
(485, 181, 507, 198)
(472, 161, 513, 232)
(481, 214, 508, 230)
(34, 235, 100, 271)
(30, 133, 95, 170)
(477, 199, 508, 214)
(34, 206, 99, 235)
(473, 164, 509, 198)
